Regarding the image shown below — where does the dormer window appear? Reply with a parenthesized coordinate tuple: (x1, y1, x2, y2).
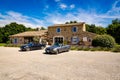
(56, 28, 61, 33)
(72, 26, 77, 32)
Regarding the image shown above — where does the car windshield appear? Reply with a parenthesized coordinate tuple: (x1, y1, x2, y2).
(24, 43, 33, 46)
(52, 44, 60, 47)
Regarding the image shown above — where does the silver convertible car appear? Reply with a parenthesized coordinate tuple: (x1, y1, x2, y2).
(45, 44, 70, 54)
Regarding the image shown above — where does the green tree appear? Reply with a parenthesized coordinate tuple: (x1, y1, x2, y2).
(33, 36, 40, 43)
(95, 26, 106, 35)
(70, 21, 73, 23)
(1, 22, 34, 43)
(107, 19, 120, 44)
(65, 21, 78, 24)
(73, 21, 77, 23)
(86, 24, 96, 33)
(86, 24, 106, 35)
(0, 28, 3, 42)
(40, 27, 46, 30)
(65, 22, 69, 24)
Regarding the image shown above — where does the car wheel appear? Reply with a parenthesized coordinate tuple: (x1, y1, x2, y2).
(56, 50, 59, 54)
(41, 46, 44, 49)
(26, 48, 30, 51)
(66, 49, 69, 52)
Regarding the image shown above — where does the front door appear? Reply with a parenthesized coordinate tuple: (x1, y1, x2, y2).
(54, 37, 63, 44)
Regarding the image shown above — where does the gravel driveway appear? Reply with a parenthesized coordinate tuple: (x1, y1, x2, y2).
(0, 47, 120, 80)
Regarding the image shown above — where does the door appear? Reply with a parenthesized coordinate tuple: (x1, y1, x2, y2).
(54, 37, 63, 44)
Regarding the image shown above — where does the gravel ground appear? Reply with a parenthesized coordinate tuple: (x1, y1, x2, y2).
(0, 47, 120, 80)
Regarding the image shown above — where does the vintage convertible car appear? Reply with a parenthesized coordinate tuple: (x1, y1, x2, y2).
(45, 44, 70, 54)
(20, 42, 46, 51)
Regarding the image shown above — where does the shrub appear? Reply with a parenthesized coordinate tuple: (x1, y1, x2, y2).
(83, 47, 90, 51)
(33, 37, 39, 43)
(92, 35, 116, 48)
(5, 44, 22, 47)
(70, 46, 78, 50)
(89, 48, 97, 51)
(6, 41, 10, 44)
(0, 43, 6, 46)
(112, 45, 120, 52)
(77, 46, 83, 50)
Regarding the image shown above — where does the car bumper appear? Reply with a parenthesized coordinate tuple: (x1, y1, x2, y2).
(45, 49, 57, 53)
(20, 47, 27, 51)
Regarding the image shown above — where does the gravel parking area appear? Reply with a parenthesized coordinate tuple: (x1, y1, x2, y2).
(0, 47, 120, 80)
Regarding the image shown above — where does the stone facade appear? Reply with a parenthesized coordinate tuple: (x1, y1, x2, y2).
(10, 30, 47, 44)
(48, 22, 97, 46)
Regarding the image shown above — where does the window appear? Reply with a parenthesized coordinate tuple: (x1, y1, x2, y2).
(83, 37, 87, 41)
(14, 38, 18, 43)
(56, 28, 61, 33)
(88, 38, 92, 42)
(72, 26, 77, 32)
(71, 36, 79, 44)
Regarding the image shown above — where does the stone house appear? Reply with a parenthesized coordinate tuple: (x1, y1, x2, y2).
(48, 22, 97, 46)
(10, 30, 47, 44)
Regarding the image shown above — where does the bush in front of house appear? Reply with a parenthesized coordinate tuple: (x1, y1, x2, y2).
(112, 45, 120, 52)
(5, 44, 22, 47)
(92, 35, 116, 48)
(70, 46, 78, 50)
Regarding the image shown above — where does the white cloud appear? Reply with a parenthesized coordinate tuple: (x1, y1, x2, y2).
(59, 3, 67, 9)
(0, 0, 120, 28)
(70, 4, 75, 9)
(0, 11, 44, 28)
(45, 10, 106, 26)
(45, 0, 120, 27)
(107, 0, 120, 16)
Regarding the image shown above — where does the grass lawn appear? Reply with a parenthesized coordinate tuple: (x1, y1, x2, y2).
(0, 43, 6, 46)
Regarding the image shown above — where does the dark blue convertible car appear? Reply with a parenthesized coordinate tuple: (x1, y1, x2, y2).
(20, 43, 46, 51)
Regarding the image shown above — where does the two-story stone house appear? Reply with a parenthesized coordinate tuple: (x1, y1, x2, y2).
(48, 22, 97, 46)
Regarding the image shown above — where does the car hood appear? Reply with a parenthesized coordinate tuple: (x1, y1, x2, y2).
(46, 46, 59, 50)
(21, 44, 29, 48)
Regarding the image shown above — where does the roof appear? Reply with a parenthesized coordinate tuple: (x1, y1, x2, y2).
(49, 22, 85, 27)
(10, 30, 48, 37)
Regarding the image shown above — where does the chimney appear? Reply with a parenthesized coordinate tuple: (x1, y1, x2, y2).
(83, 23, 86, 31)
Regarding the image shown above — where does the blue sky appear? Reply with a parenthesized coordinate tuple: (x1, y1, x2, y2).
(0, 0, 120, 28)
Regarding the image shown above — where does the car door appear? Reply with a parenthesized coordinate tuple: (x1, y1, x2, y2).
(35, 44, 40, 50)
(32, 44, 38, 50)
(60, 45, 65, 52)
(62, 45, 67, 51)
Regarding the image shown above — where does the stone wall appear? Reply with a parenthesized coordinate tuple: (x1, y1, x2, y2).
(48, 23, 97, 45)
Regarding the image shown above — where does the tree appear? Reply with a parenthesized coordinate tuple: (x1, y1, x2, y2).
(86, 24, 96, 33)
(65, 21, 78, 24)
(107, 19, 120, 44)
(73, 21, 77, 23)
(112, 18, 120, 24)
(0, 22, 34, 43)
(33, 36, 40, 43)
(65, 22, 69, 24)
(70, 21, 73, 23)
(86, 24, 106, 35)
(0, 28, 3, 42)
(40, 27, 46, 30)
(95, 26, 107, 35)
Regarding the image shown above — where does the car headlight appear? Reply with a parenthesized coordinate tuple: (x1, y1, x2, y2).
(53, 48, 57, 51)
(25, 46, 28, 48)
